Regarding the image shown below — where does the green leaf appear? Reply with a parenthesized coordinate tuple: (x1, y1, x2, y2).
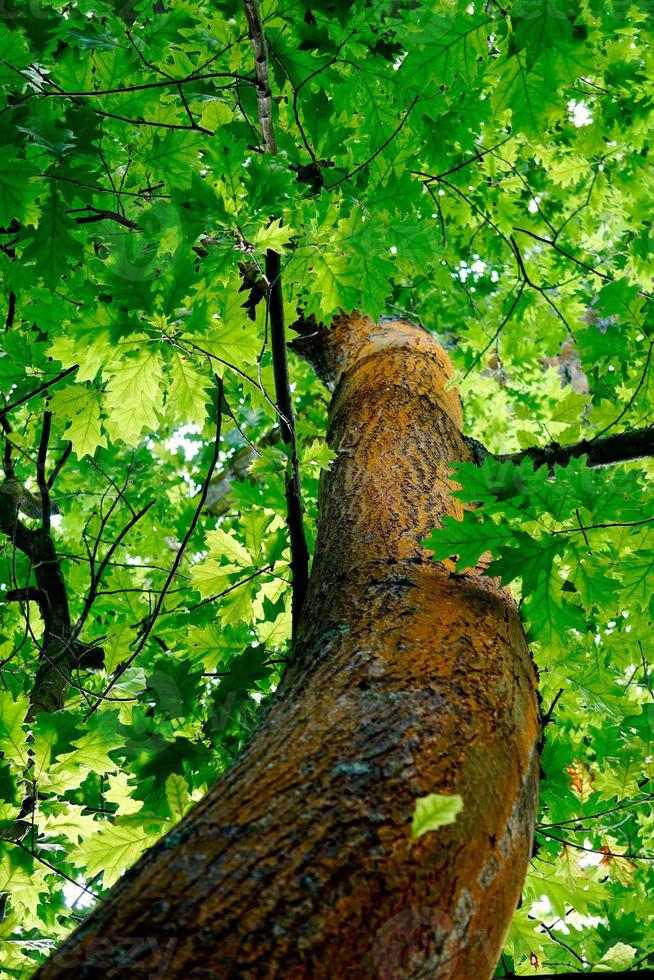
(0, 153, 40, 226)
(0, 692, 30, 771)
(411, 793, 464, 838)
(597, 943, 638, 970)
(104, 344, 165, 446)
(69, 819, 154, 888)
(165, 773, 191, 822)
(423, 511, 513, 570)
(512, 0, 578, 69)
(49, 384, 106, 458)
(45, 712, 122, 793)
(167, 350, 211, 423)
(399, 12, 490, 90)
(252, 219, 295, 253)
(22, 187, 83, 285)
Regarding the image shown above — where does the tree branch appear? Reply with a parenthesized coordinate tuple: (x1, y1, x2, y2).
(36, 411, 52, 531)
(74, 500, 155, 636)
(500, 426, 654, 469)
(13, 71, 255, 101)
(266, 249, 310, 629)
(0, 416, 77, 716)
(243, 0, 276, 154)
(6, 290, 15, 329)
(244, 0, 309, 631)
(69, 207, 140, 231)
(502, 973, 653, 979)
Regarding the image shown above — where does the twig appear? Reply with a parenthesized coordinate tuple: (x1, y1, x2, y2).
(47, 442, 72, 490)
(575, 508, 591, 551)
(539, 794, 654, 830)
(540, 922, 587, 966)
(463, 283, 524, 379)
(13, 71, 255, 100)
(551, 514, 654, 534)
(589, 342, 653, 442)
(75, 500, 156, 636)
(69, 207, 140, 231)
(10, 840, 103, 902)
(537, 829, 654, 862)
(412, 134, 513, 183)
(94, 107, 210, 133)
(0, 367, 77, 421)
(185, 564, 273, 613)
(86, 376, 225, 715)
(326, 95, 419, 191)
(542, 688, 564, 726)
(512, 225, 613, 284)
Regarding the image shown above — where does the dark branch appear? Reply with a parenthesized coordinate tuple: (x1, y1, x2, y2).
(36, 411, 52, 530)
(5, 587, 45, 605)
(69, 207, 140, 231)
(47, 441, 72, 490)
(266, 249, 310, 630)
(14, 70, 255, 100)
(590, 341, 653, 442)
(411, 134, 513, 184)
(503, 973, 653, 979)
(2, 416, 14, 478)
(6, 290, 16, 329)
(244, 0, 309, 631)
(500, 426, 654, 469)
(0, 473, 73, 715)
(93, 107, 211, 133)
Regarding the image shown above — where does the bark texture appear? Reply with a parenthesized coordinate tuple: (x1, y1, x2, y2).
(36, 315, 541, 980)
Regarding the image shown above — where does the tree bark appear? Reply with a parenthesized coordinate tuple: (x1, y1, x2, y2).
(36, 315, 541, 980)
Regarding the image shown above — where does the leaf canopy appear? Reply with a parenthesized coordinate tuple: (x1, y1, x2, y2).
(0, 0, 653, 975)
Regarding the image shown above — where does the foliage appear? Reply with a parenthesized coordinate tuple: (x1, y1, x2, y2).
(411, 793, 464, 839)
(0, 0, 653, 975)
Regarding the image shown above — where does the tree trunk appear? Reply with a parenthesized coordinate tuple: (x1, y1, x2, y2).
(36, 315, 541, 980)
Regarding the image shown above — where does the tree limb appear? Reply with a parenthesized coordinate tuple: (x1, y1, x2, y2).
(69, 208, 141, 230)
(243, 0, 309, 631)
(243, 0, 276, 154)
(502, 971, 653, 979)
(500, 426, 654, 469)
(266, 249, 310, 629)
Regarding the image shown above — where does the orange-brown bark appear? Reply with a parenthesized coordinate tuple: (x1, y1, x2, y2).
(36, 315, 540, 979)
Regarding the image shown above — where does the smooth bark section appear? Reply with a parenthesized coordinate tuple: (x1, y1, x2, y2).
(36, 315, 540, 980)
